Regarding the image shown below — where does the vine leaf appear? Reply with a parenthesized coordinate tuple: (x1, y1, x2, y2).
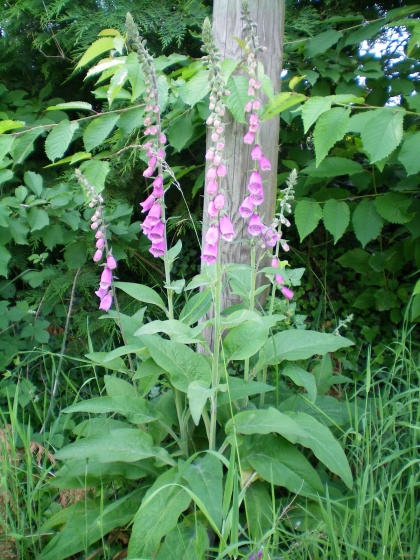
(83, 113, 119, 152)
(45, 120, 79, 162)
(348, 108, 405, 163)
(398, 131, 420, 175)
(374, 193, 415, 224)
(295, 199, 323, 241)
(352, 199, 383, 247)
(323, 199, 350, 243)
(313, 107, 350, 166)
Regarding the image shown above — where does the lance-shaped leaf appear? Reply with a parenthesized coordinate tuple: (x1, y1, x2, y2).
(83, 113, 119, 152)
(63, 396, 159, 425)
(114, 281, 167, 313)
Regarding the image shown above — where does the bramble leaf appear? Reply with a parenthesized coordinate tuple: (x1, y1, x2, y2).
(352, 199, 383, 247)
(295, 199, 323, 241)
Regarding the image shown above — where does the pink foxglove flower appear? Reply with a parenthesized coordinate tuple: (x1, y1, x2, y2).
(281, 286, 294, 300)
(252, 99, 261, 110)
(207, 200, 219, 218)
(93, 249, 103, 262)
(248, 213, 264, 236)
(140, 194, 155, 212)
(96, 238, 105, 249)
(217, 164, 227, 177)
(213, 154, 222, 166)
(150, 240, 165, 257)
(100, 266, 113, 289)
(147, 203, 162, 226)
(201, 243, 218, 265)
(263, 228, 278, 246)
(214, 193, 225, 210)
(249, 113, 259, 125)
(143, 166, 155, 178)
(244, 101, 253, 112)
(106, 254, 117, 270)
(275, 274, 285, 285)
(249, 185, 264, 205)
(205, 225, 220, 245)
(248, 171, 262, 193)
(153, 174, 164, 189)
(205, 148, 215, 160)
(239, 196, 254, 218)
(259, 156, 271, 171)
(244, 131, 255, 144)
(271, 257, 279, 268)
(206, 180, 218, 195)
(251, 144, 263, 160)
(219, 215, 235, 241)
(99, 292, 113, 312)
(207, 167, 217, 181)
(148, 221, 165, 242)
(148, 156, 157, 167)
(95, 287, 108, 299)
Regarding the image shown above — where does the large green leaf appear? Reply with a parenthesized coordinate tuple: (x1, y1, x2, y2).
(225, 75, 249, 123)
(167, 112, 195, 152)
(138, 335, 211, 392)
(322, 199, 350, 243)
(0, 245, 11, 277)
(76, 36, 116, 69)
(0, 135, 15, 160)
(179, 70, 209, 107)
(222, 319, 268, 361)
(374, 192, 414, 224)
(83, 113, 119, 152)
(128, 468, 191, 557)
(256, 330, 353, 371)
(313, 107, 350, 166)
(63, 396, 159, 424)
(24, 171, 43, 196)
(179, 289, 213, 325)
(301, 96, 332, 132)
(303, 156, 364, 177)
(398, 131, 420, 175)
(79, 159, 110, 192)
(114, 281, 167, 313)
(125, 51, 146, 100)
(181, 454, 223, 529)
(295, 199, 323, 241)
(45, 120, 79, 162)
(156, 520, 209, 560)
(241, 434, 324, 496)
(40, 490, 143, 560)
(217, 376, 274, 406)
(135, 319, 201, 344)
(11, 129, 44, 165)
(46, 101, 93, 111)
(352, 199, 383, 247)
(304, 29, 342, 57)
(55, 428, 171, 464)
(281, 363, 317, 402)
(337, 248, 370, 273)
(227, 408, 352, 488)
(261, 92, 305, 121)
(27, 208, 49, 232)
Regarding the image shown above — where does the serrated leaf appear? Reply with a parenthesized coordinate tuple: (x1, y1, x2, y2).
(179, 70, 209, 107)
(45, 120, 79, 162)
(304, 29, 342, 57)
(107, 66, 129, 106)
(360, 109, 405, 163)
(168, 113, 194, 152)
(83, 113, 119, 152)
(125, 51, 146, 100)
(225, 75, 249, 123)
(337, 248, 370, 273)
(24, 171, 43, 196)
(0, 245, 11, 277)
(323, 199, 350, 243)
(303, 156, 364, 177)
(374, 192, 414, 224)
(157, 74, 169, 112)
(0, 119, 25, 134)
(46, 101, 93, 111)
(398, 131, 420, 175)
(261, 92, 305, 121)
(313, 107, 350, 166)
(301, 96, 332, 133)
(28, 208, 49, 232)
(0, 169, 13, 185)
(11, 129, 44, 165)
(76, 36, 116, 69)
(0, 135, 14, 161)
(295, 199, 323, 241)
(86, 57, 125, 78)
(352, 199, 383, 247)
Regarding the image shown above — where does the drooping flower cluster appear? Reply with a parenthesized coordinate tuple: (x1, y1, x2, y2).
(201, 17, 235, 265)
(75, 169, 116, 312)
(126, 13, 167, 259)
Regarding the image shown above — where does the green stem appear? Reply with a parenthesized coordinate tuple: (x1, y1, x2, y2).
(244, 242, 256, 385)
(209, 247, 222, 451)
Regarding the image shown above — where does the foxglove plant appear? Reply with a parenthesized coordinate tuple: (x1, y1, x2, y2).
(75, 169, 116, 312)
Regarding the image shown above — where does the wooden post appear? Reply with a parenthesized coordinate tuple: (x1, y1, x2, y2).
(203, 0, 285, 312)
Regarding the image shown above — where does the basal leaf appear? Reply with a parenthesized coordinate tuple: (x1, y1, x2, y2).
(323, 199, 350, 243)
(222, 319, 268, 361)
(63, 396, 159, 424)
(374, 192, 414, 224)
(352, 199, 383, 247)
(398, 131, 420, 175)
(225, 75, 249, 123)
(301, 96, 332, 133)
(114, 281, 167, 312)
(187, 381, 215, 426)
(282, 363, 317, 402)
(359, 109, 405, 163)
(83, 113, 119, 152)
(45, 120, 79, 162)
(295, 199, 323, 241)
(313, 107, 350, 166)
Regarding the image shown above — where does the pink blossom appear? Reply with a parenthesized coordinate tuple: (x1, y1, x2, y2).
(149, 240, 165, 257)
(248, 86, 255, 96)
(149, 126, 158, 135)
(259, 156, 271, 171)
(206, 180, 218, 195)
(100, 266, 113, 289)
(95, 229, 103, 239)
(213, 154, 222, 166)
(251, 145, 263, 160)
(107, 254, 117, 270)
(96, 238, 105, 249)
(249, 186, 264, 206)
(239, 196, 254, 218)
(207, 167, 217, 181)
(143, 166, 155, 178)
(207, 200, 219, 218)
(93, 249, 103, 262)
(214, 193, 225, 210)
(205, 149, 215, 160)
(159, 134, 167, 144)
(152, 183, 164, 198)
(148, 156, 157, 167)
(216, 141, 225, 151)
(219, 215, 235, 241)
(201, 243, 218, 265)
(95, 287, 108, 299)
(217, 164, 227, 177)
(271, 257, 279, 268)
(249, 113, 259, 125)
(282, 242, 290, 252)
(153, 174, 164, 189)
(90, 221, 100, 230)
(205, 225, 220, 245)
(157, 148, 165, 158)
(206, 116, 214, 126)
(252, 99, 261, 110)
(248, 171, 262, 193)
(148, 221, 165, 242)
(143, 116, 152, 126)
(248, 213, 264, 236)
(99, 292, 113, 311)
(275, 274, 285, 285)
(147, 203, 162, 226)
(249, 123, 259, 133)
(141, 215, 154, 234)
(263, 228, 278, 246)
(140, 194, 155, 212)
(281, 286, 294, 300)
(244, 101, 253, 112)
(244, 131, 255, 144)
(211, 132, 219, 142)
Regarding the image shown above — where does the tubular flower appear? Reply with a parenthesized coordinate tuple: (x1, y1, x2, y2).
(219, 215, 235, 241)
(248, 171, 262, 193)
(99, 292, 113, 312)
(106, 254, 117, 270)
(239, 196, 254, 218)
(205, 225, 220, 245)
(281, 286, 294, 300)
(149, 240, 165, 257)
(201, 243, 218, 265)
(248, 213, 264, 236)
(140, 194, 155, 213)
